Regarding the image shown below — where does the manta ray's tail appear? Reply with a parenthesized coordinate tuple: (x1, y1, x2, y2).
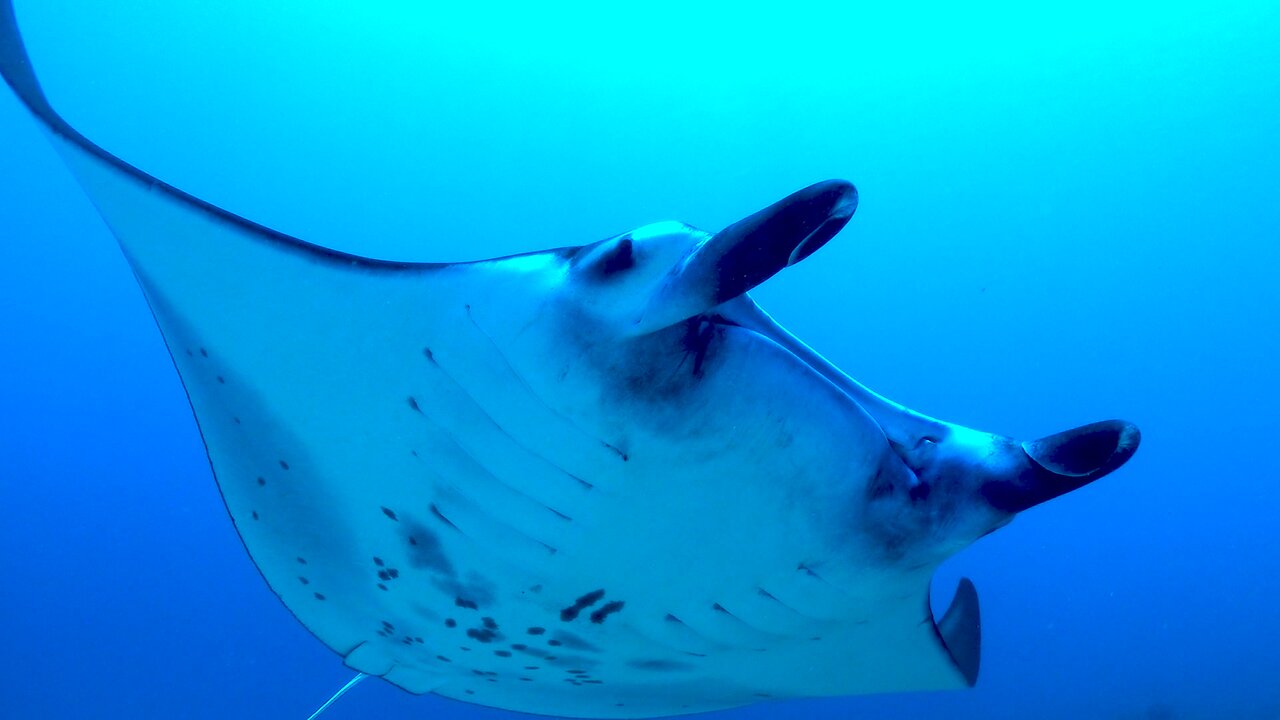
(305, 672, 367, 720)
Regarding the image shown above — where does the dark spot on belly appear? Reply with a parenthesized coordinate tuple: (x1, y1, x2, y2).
(397, 521, 453, 575)
(589, 601, 625, 624)
(455, 597, 478, 610)
(482, 617, 498, 630)
(408, 396, 421, 412)
(527, 626, 545, 635)
(279, 460, 290, 470)
(560, 589, 605, 621)
(381, 506, 398, 521)
(256, 477, 265, 486)
(445, 618, 457, 628)
(314, 592, 326, 601)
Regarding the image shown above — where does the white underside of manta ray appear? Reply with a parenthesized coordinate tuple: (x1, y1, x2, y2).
(0, 4, 1140, 718)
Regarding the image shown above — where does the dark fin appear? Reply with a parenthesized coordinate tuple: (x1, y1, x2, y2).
(632, 179, 857, 334)
(1023, 419, 1141, 478)
(983, 419, 1141, 513)
(935, 577, 981, 687)
(709, 179, 858, 304)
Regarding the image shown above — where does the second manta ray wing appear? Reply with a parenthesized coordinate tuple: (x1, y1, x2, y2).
(0, 3, 1140, 718)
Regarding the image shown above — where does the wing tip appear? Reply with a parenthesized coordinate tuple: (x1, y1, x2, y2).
(0, 0, 78, 140)
(0, 0, 442, 271)
(1, 0, 47, 116)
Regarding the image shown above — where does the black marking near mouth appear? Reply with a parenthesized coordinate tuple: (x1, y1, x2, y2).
(680, 318, 717, 377)
(701, 313, 742, 331)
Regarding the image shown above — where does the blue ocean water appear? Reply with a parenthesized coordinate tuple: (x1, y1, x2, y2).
(1, 0, 1277, 718)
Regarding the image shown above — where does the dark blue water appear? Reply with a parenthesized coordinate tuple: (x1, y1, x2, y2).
(2, 1, 1277, 718)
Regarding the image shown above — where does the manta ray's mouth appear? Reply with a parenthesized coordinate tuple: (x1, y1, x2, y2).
(705, 296, 950, 444)
(700, 304, 928, 499)
(699, 302, 843, 388)
(702, 298, 866, 396)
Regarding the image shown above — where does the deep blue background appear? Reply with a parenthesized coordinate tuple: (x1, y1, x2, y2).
(1, 1, 1277, 718)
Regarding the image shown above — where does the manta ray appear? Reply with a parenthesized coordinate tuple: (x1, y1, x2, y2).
(0, 4, 1140, 718)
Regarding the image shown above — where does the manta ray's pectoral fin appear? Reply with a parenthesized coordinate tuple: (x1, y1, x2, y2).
(633, 179, 857, 333)
(0, 0, 425, 273)
(982, 420, 1142, 513)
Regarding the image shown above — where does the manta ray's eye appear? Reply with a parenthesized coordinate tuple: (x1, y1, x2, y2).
(597, 237, 635, 276)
